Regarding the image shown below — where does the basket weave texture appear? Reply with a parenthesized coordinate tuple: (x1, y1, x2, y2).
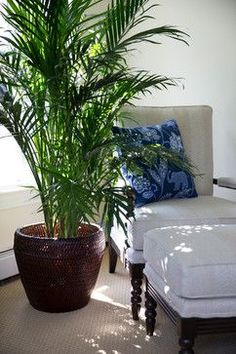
(14, 223, 105, 312)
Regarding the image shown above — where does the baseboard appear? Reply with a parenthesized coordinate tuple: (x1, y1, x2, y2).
(0, 249, 19, 280)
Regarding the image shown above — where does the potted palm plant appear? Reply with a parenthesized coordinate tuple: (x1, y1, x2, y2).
(0, 0, 190, 312)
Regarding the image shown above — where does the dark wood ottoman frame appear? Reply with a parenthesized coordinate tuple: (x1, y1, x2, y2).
(145, 277, 236, 354)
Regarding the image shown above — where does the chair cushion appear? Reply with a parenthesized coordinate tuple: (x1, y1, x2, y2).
(144, 224, 236, 299)
(144, 263, 236, 318)
(112, 119, 197, 207)
(128, 195, 236, 250)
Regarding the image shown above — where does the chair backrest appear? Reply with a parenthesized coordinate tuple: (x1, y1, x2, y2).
(122, 105, 213, 196)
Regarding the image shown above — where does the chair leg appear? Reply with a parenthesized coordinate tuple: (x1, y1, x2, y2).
(109, 243, 118, 273)
(129, 263, 145, 320)
(178, 338, 194, 354)
(178, 318, 195, 354)
(145, 290, 157, 336)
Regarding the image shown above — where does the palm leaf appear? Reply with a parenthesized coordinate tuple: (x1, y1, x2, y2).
(0, 0, 192, 237)
(119, 26, 189, 49)
(103, 0, 188, 53)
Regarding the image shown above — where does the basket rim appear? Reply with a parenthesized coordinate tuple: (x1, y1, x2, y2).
(15, 221, 103, 240)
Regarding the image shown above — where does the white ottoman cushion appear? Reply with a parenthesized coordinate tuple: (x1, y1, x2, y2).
(144, 263, 236, 318)
(143, 224, 236, 299)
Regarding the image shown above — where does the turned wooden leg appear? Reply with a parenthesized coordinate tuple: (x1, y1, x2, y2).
(145, 291, 157, 336)
(179, 338, 194, 354)
(129, 263, 145, 320)
(109, 243, 118, 273)
(178, 318, 195, 354)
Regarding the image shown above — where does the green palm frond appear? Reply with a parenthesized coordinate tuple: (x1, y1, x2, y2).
(104, 0, 188, 53)
(0, 0, 192, 238)
(117, 25, 189, 49)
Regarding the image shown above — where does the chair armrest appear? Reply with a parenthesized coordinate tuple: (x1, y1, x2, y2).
(214, 177, 236, 190)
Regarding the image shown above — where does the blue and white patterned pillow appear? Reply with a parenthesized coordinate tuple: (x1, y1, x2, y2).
(113, 119, 197, 207)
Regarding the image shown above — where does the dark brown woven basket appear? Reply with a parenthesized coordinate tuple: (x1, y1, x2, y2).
(14, 223, 105, 313)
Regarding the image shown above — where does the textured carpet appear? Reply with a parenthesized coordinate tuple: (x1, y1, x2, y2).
(1, 250, 236, 354)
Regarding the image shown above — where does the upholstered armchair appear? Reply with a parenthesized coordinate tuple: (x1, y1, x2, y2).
(109, 105, 236, 320)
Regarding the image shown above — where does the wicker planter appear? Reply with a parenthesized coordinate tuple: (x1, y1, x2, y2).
(14, 222, 105, 313)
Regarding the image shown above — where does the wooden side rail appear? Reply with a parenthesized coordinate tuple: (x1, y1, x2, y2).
(213, 177, 236, 189)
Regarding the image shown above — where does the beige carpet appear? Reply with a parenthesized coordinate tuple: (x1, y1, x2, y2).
(1, 250, 236, 354)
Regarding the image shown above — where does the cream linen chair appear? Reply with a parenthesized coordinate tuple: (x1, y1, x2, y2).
(109, 105, 236, 320)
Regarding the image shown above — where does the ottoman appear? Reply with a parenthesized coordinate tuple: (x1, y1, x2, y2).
(143, 224, 236, 354)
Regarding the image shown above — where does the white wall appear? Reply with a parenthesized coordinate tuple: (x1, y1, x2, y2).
(0, 188, 43, 252)
(0, 188, 43, 279)
(126, 0, 236, 200)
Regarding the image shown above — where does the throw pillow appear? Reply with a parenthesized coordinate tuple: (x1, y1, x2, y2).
(112, 119, 197, 207)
